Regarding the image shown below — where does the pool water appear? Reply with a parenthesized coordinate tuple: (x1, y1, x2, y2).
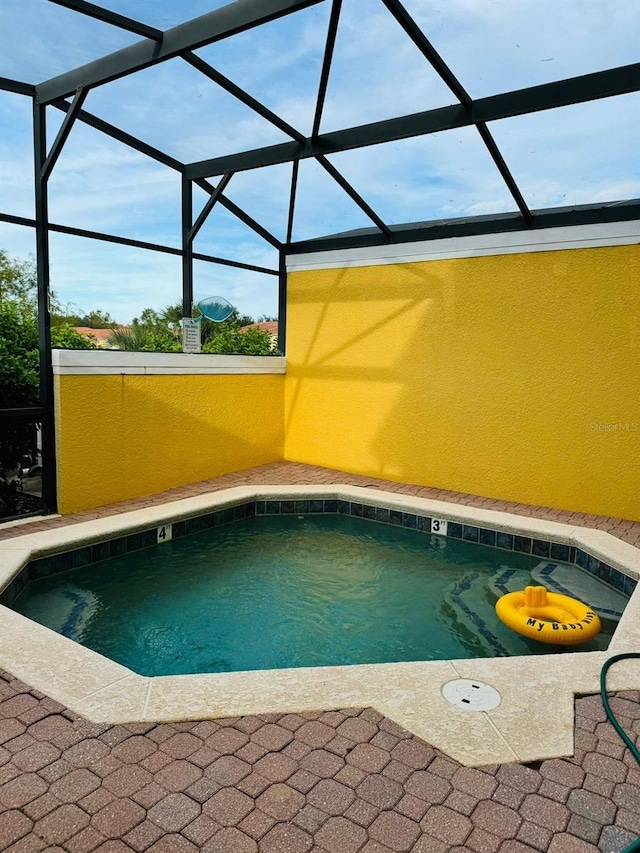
(13, 514, 626, 676)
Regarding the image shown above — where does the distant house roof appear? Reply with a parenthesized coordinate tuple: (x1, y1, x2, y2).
(73, 327, 113, 342)
(239, 321, 278, 337)
(73, 326, 129, 347)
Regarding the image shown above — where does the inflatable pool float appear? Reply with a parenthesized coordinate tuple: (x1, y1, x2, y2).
(496, 585, 601, 645)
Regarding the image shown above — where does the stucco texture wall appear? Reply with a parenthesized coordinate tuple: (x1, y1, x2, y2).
(55, 373, 284, 513)
(284, 245, 640, 520)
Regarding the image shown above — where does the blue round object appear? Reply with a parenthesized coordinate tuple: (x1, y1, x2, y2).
(197, 296, 234, 323)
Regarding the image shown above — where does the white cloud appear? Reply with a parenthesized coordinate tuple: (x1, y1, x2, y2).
(193, 261, 279, 321)
(0, 93, 37, 218)
(489, 93, 640, 207)
(86, 58, 294, 163)
(0, 0, 137, 83)
(101, 0, 230, 30)
(0, 221, 37, 264)
(47, 141, 181, 247)
(326, 128, 520, 224)
(403, 0, 640, 98)
(318, 1, 457, 133)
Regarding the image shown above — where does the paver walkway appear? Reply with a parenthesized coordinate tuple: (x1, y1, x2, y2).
(0, 670, 638, 853)
(1, 463, 639, 851)
(1, 462, 639, 547)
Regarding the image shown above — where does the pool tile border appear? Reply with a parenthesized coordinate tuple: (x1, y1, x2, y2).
(0, 485, 638, 768)
(2, 495, 636, 608)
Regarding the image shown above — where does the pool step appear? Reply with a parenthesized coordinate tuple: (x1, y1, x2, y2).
(25, 583, 99, 639)
(446, 573, 513, 657)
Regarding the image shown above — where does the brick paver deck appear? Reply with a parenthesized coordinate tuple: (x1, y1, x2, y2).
(1, 461, 639, 547)
(1, 463, 639, 851)
(0, 670, 638, 852)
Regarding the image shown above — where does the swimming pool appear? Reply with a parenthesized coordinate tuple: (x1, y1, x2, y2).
(1, 485, 639, 766)
(8, 512, 628, 676)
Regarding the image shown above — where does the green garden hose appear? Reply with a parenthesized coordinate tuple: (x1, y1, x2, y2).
(599, 652, 640, 853)
(600, 652, 640, 765)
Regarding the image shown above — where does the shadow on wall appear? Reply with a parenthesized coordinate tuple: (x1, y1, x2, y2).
(285, 261, 439, 437)
(56, 373, 285, 513)
(285, 246, 640, 520)
(285, 260, 440, 472)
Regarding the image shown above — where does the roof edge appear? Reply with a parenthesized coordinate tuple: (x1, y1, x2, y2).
(286, 200, 640, 255)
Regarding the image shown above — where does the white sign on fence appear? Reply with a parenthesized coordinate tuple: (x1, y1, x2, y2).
(182, 318, 201, 353)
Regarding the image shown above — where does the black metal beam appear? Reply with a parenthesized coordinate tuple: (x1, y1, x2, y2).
(286, 159, 299, 244)
(218, 195, 282, 249)
(184, 42, 395, 241)
(48, 0, 163, 41)
(0, 408, 48, 419)
(7, 196, 636, 271)
(0, 212, 36, 228)
(312, 0, 342, 139)
(184, 53, 389, 247)
(51, 101, 280, 251)
(378, 0, 532, 222)
(181, 176, 193, 318)
(183, 54, 305, 142)
(316, 155, 391, 238)
(277, 248, 287, 354)
(3, 199, 636, 268)
(475, 123, 531, 224)
(45, 220, 279, 274)
(196, 179, 282, 249)
(475, 64, 640, 123)
(380, 0, 471, 108)
(48, 225, 186, 256)
(33, 101, 57, 513)
(189, 173, 234, 242)
(188, 139, 296, 179)
(52, 98, 184, 171)
(287, 199, 640, 254)
(187, 63, 640, 178)
(41, 88, 87, 181)
(37, 0, 325, 103)
(0, 77, 36, 96)
(191, 250, 277, 275)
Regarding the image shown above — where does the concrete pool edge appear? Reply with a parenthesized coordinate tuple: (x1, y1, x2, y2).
(1, 485, 639, 768)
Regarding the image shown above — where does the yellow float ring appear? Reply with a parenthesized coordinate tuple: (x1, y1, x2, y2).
(496, 585, 601, 645)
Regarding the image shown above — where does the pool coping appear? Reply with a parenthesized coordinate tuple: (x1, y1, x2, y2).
(1, 485, 639, 768)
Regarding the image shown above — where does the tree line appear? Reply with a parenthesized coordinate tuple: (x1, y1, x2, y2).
(1, 250, 97, 515)
(109, 303, 276, 355)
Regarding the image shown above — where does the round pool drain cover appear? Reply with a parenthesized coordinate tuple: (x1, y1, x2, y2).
(442, 679, 501, 711)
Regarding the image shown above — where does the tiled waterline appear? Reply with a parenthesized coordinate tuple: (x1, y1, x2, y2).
(1, 495, 636, 609)
(1, 462, 639, 550)
(1, 482, 638, 767)
(0, 498, 638, 607)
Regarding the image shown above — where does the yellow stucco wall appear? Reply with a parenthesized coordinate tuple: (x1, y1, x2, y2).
(55, 373, 284, 513)
(284, 245, 640, 520)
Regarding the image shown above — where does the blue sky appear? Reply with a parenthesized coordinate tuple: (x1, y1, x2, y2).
(1, 0, 639, 323)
